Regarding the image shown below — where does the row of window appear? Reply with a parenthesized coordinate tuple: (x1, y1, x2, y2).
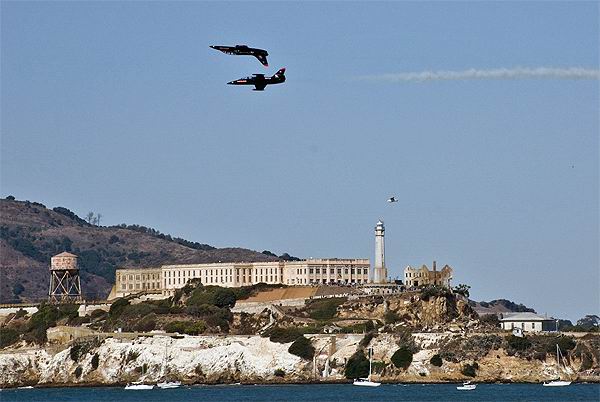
(120, 282, 160, 290)
(118, 273, 161, 282)
(306, 268, 368, 275)
(288, 278, 365, 284)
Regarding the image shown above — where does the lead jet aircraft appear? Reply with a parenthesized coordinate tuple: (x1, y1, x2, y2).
(227, 68, 286, 91)
(210, 44, 269, 67)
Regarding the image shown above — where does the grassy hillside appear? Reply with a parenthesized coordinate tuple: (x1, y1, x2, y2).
(0, 198, 282, 303)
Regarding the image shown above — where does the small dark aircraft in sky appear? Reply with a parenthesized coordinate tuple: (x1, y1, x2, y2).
(227, 68, 286, 91)
(210, 44, 269, 67)
(387, 196, 398, 203)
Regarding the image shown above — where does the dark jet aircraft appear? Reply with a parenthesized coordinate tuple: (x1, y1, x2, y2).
(210, 44, 269, 67)
(227, 68, 286, 91)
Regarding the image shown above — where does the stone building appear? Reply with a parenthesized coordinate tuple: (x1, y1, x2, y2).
(499, 312, 556, 332)
(112, 267, 162, 297)
(403, 261, 453, 288)
(111, 258, 370, 299)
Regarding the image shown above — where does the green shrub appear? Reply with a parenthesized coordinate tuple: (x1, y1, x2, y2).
(90, 309, 107, 320)
(133, 315, 156, 332)
(164, 320, 206, 335)
(91, 353, 99, 370)
(13, 309, 28, 320)
(507, 335, 532, 351)
(480, 314, 500, 327)
(371, 361, 386, 374)
(0, 327, 20, 348)
(108, 298, 130, 319)
(551, 335, 576, 353)
(288, 336, 315, 360)
(359, 332, 375, 348)
(121, 303, 156, 318)
(420, 285, 452, 301)
(126, 350, 140, 363)
(184, 321, 206, 335)
(344, 350, 370, 379)
(391, 346, 413, 369)
(187, 286, 236, 309)
(384, 311, 400, 324)
(74, 366, 83, 378)
(274, 368, 285, 377)
(430, 354, 443, 367)
(461, 363, 477, 377)
(305, 298, 346, 320)
(268, 327, 302, 343)
(26, 303, 62, 343)
(58, 304, 79, 322)
(70, 344, 83, 362)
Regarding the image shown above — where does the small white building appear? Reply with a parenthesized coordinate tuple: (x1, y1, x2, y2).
(499, 312, 556, 333)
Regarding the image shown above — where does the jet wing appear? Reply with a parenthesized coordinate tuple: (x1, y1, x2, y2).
(252, 74, 265, 78)
(253, 82, 267, 91)
(254, 54, 269, 67)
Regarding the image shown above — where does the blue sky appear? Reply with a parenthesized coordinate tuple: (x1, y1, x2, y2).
(1, 1, 598, 320)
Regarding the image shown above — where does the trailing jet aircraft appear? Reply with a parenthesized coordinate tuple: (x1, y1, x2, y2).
(227, 68, 286, 91)
(210, 44, 269, 67)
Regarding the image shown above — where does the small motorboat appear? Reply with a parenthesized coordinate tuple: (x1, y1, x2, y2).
(456, 381, 476, 390)
(543, 380, 572, 387)
(157, 381, 181, 389)
(125, 382, 154, 390)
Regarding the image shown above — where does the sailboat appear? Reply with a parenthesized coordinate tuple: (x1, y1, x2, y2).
(157, 340, 181, 389)
(353, 347, 381, 387)
(543, 344, 572, 387)
(125, 363, 154, 390)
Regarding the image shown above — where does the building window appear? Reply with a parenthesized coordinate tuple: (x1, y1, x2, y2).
(309, 268, 314, 274)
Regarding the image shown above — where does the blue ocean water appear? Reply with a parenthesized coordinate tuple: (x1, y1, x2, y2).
(1, 383, 599, 402)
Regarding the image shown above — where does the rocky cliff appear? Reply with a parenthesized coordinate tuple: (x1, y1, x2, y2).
(1, 331, 598, 388)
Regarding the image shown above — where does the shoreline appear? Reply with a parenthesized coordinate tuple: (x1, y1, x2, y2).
(3, 378, 600, 390)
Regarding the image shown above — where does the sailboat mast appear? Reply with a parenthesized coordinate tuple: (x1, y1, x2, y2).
(369, 347, 372, 379)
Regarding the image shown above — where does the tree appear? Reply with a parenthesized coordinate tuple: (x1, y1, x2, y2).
(453, 284, 471, 298)
(86, 212, 95, 224)
(391, 346, 413, 369)
(344, 350, 370, 379)
(430, 354, 443, 367)
(288, 336, 315, 360)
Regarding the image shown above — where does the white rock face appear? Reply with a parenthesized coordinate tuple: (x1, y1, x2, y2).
(0, 335, 306, 387)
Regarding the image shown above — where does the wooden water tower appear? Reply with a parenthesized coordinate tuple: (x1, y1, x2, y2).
(48, 252, 82, 303)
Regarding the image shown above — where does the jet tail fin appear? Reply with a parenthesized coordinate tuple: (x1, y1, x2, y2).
(274, 67, 286, 77)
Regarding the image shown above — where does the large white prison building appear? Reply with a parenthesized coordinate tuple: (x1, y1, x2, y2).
(111, 258, 370, 299)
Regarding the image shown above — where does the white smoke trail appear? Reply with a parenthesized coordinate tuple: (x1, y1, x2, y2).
(359, 67, 600, 82)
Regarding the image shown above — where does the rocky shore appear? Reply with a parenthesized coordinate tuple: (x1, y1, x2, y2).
(1, 332, 598, 388)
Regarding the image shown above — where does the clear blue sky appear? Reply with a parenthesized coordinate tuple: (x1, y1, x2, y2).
(1, 1, 598, 321)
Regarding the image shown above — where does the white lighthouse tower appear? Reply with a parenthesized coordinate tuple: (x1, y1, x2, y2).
(373, 220, 387, 283)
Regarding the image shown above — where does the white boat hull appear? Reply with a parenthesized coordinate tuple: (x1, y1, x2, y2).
(125, 384, 154, 390)
(457, 385, 477, 390)
(543, 381, 571, 387)
(157, 381, 181, 389)
(353, 378, 381, 387)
